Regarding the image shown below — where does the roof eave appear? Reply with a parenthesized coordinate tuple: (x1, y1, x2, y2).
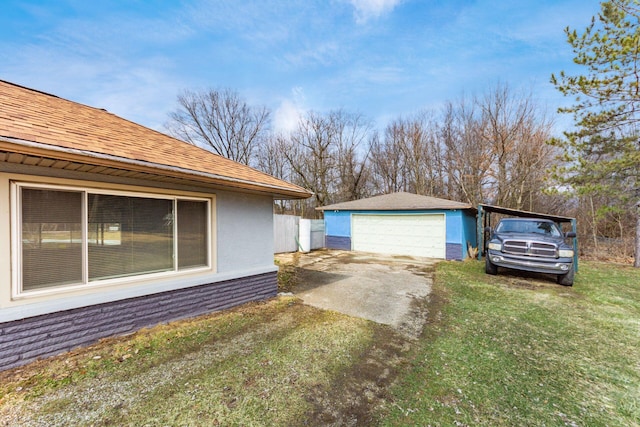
(478, 204, 574, 223)
(0, 136, 312, 200)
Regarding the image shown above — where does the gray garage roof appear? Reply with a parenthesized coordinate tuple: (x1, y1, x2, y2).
(317, 192, 475, 211)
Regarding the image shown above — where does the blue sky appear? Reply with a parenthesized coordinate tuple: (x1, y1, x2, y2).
(0, 0, 601, 134)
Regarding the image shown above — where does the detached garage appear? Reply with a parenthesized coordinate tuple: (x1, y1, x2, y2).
(319, 192, 477, 260)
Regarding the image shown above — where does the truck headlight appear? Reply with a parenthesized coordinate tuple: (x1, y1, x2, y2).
(488, 242, 502, 251)
(558, 249, 574, 258)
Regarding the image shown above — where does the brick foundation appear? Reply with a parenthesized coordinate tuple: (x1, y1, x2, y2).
(0, 272, 277, 371)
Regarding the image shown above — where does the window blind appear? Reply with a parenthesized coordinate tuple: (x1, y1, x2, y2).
(21, 188, 83, 290)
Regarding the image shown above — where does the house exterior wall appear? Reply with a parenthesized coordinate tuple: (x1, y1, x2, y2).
(324, 209, 477, 260)
(0, 164, 279, 370)
(216, 191, 275, 272)
(0, 272, 276, 371)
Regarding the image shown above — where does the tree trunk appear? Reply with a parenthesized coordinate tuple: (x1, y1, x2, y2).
(635, 201, 640, 268)
(590, 197, 599, 251)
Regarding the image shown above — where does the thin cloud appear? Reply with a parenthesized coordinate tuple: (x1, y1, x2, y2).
(349, 0, 402, 24)
(282, 41, 343, 68)
(183, 0, 299, 46)
(273, 87, 307, 133)
(274, 99, 304, 133)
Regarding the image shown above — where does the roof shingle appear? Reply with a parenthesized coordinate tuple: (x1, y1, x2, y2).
(317, 192, 475, 211)
(0, 80, 310, 199)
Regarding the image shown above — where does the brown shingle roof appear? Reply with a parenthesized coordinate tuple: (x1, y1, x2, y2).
(0, 80, 311, 199)
(317, 192, 475, 211)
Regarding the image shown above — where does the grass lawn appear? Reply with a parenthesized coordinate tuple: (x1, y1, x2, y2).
(0, 259, 638, 426)
(384, 261, 640, 426)
(0, 298, 384, 426)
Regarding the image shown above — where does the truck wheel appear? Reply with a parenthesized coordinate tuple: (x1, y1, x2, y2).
(557, 266, 574, 286)
(485, 256, 498, 275)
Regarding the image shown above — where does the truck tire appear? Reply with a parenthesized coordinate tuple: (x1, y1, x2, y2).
(557, 265, 574, 286)
(485, 256, 498, 275)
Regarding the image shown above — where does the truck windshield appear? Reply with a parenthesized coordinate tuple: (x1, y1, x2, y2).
(496, 220, 562, 237)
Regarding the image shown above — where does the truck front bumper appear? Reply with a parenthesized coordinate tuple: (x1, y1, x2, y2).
(486, 251, 573, 275)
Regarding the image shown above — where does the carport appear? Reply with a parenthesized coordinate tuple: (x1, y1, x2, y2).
(476, 204, 579, 271)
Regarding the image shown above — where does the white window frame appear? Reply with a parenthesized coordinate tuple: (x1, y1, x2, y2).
(11, 181, 212, 298)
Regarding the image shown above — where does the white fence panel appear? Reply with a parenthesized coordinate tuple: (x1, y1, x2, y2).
(274, 214, 299, 253)
(274, 215, 326, 253)
(310, 219, 325, 250)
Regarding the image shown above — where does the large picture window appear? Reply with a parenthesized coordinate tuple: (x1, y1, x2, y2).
(15, 183, 211, 294)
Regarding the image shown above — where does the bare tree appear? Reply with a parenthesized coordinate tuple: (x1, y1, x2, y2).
(370, 112, 445, 197)
(477, 84, 557, 211)
(283, 111, 336, 211)
(256, 134, 294, 213)
(400, 112, 444, 196)
(165, 88, 270, 166)
(370, 121, 409, 194)
(256, 133, 291, 182)
(439, 99, 491, 206)
(333, 111, 374, 202)
(276, 109, 373, 215)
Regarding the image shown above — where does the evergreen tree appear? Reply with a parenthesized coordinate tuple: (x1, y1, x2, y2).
(551, 0, 640, 267)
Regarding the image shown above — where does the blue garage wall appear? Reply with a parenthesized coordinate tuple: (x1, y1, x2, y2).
(324, 209, 477, 260)
(444, 210, 463, 243)
(444, 210, 464, 260)
(445, 210, 478, 259)
(463, 211, 478, 251)
(324, 211, 351, 237)
(324, 211, 352, 250)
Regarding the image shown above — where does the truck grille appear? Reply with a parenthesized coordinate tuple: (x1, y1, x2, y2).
(503, 240, 557, 258)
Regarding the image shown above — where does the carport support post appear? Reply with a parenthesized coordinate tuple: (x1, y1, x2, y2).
(477, 205, 485, 260)
(635, 201, 640, 268)
(571, 218, 579, 273)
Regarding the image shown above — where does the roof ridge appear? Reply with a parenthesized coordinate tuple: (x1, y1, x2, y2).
(0, 79, 62, 99)
(0, 80, 224, 156)
(0, 79, 122, 118)
(0, 81, 261, 164)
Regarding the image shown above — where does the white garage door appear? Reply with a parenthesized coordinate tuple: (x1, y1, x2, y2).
(352, 214, 446, 258)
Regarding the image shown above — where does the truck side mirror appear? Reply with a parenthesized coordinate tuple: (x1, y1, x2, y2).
(565, 231, 576, 238)
(484, 226, 492, 234)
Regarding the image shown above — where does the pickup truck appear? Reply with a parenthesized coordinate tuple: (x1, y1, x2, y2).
(485, 217, 576, 286)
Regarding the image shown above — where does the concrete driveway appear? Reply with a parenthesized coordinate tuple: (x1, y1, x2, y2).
(276, 250, 438, 339)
